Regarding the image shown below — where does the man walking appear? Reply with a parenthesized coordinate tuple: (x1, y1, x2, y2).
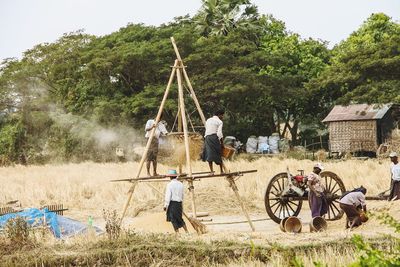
(145, 117, 168, 176)
(389, 152, 400, 201)
(202, 109, 225, 173)
(307, 163, 328, 218)
(164, 169, 188, 234)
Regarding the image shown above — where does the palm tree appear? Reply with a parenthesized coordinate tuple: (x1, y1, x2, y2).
(195, 0, 259, 36)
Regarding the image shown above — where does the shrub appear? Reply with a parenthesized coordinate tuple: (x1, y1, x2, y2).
(4, 216, 31, 245)
(102, 209, 121, 240)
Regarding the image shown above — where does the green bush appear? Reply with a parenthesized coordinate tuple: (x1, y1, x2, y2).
(0, 119, 25, 165)
(349, 212, 400, 267)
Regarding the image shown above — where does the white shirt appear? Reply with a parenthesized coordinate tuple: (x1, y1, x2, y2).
(145, 119, 168, 139)
(164, 179, 184, 208)
(339, 191, 366, 207)
(205, 116, 223, 139)
(391, 163, 400, 181)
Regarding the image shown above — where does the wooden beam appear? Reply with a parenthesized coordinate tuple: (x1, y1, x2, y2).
(227, 176, 255, 231)
(171, 37, 206, 126)
(176, 61, 197, 218)
(120, 60, 178, 224)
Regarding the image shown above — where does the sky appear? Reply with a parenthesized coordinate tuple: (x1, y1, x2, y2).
(0, 0, 399, 61)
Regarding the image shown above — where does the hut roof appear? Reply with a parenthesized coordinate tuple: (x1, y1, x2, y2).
(322, 104, 392, 123)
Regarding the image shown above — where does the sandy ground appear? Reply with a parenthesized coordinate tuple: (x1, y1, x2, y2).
(83, 200, 399, 247)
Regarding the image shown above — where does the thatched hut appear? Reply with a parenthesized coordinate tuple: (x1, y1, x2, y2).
(322, 104, 400, 154)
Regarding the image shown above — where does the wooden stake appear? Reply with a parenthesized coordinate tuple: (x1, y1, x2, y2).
(227, 176, 255, 231)
(119, 60, 178, 224)
(171, 37, 206, 126)
(176, 61, 197, 219)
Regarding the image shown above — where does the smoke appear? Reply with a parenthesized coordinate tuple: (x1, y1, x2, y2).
(47, 105, 144, 161)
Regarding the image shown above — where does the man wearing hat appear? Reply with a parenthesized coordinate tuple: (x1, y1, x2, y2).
(307, 163, 328, 218)
(389, 152, 400, 201)
(164, 170, 188, 234)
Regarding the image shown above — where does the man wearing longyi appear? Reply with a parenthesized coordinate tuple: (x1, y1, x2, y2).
(164, 169, 188, 234)
(202, 109, 226, 174)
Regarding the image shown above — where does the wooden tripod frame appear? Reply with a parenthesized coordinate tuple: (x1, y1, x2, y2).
(120, 37, 205, 223)
(119, 37, 255, 232)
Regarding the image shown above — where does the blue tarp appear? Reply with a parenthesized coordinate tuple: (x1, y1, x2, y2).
(0, 208, 103, 239)
(0, 208, 60, 237)
(57, 216, 103, 238)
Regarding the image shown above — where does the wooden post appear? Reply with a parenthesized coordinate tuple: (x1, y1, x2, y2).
(177, 91, 183, 174)
(171, 37, 206, 126)
(227, 176, 255, 231)
(176, 61, 197, 219)
(119, 60, 178, 224)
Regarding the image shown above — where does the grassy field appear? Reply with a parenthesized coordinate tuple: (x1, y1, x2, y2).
(0, 230, 398, 266)
(0, 157, 398, 266)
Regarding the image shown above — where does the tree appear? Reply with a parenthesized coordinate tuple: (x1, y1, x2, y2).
(195, 0, 259, 36)
(308, 13, 400, 110)
(259, 31, 330, 143)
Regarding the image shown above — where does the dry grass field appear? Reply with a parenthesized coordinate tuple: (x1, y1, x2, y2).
(0, 157, 399, 266)
(0, 157, 393, 215)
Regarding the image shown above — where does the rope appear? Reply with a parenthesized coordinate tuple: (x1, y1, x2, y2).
(204, 218, 270, 225)
(171, 105, 180, 132)
(186, 109, 196, 132)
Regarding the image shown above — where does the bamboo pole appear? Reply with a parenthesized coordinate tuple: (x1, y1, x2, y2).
(170, 37, 206, 126)
(227, 176, 255, 231)
(119, 60, 178, 224)
(176, 61, 197, 219)
(177, 90, 183, 174)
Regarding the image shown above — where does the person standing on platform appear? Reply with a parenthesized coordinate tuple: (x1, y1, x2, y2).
(145, 116, 168, 176)
(202, 109, 226, 174)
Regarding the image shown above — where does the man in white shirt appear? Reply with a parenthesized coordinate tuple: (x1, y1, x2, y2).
(145, 116, 168, 176)
(164, 169, 188, 234)
(389, 152, 400, 201)
(339, 186, 367, 229)
(202, 109, 225, 173)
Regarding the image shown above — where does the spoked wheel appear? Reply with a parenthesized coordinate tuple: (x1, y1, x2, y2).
(320, 171, 346, 221)
(264, 172, 303, 224)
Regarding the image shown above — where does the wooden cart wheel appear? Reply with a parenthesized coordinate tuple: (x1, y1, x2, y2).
(264, 172, 303, 224)
(320, 171, 346, 221)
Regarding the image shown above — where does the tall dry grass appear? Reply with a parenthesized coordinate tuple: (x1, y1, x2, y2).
(0, 158, 393, 220)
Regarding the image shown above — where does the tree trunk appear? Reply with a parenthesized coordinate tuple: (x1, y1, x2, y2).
(290, 120, 299, 146)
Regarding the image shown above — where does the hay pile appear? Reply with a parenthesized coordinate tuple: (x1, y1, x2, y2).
(158, 133, 204, 166)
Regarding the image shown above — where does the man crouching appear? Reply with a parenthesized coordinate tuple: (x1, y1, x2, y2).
(164, 169, 189, 234)
(339, 186, 367, 229)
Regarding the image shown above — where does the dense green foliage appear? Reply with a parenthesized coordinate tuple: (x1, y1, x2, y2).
(0, 0, 399, 164)
(308, 13, 400, 114)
